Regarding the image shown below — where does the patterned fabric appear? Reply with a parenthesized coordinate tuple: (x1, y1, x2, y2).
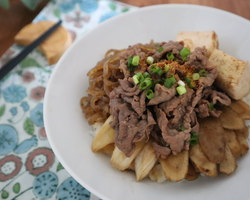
(0, 1, 136, 199)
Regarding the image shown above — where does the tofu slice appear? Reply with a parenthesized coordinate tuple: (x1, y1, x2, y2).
(208, 49, 250, 100)
(176, 31, 218, 56)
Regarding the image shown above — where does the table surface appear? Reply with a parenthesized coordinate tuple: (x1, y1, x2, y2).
(0, 0, 249, 57)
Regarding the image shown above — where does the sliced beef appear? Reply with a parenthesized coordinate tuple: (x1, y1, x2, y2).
(199, 68, 218, 87)
(131, 91, 146, 116)
(186, 47, 208, 69)
(119, 44, 150, 78)
(153, 41, 184, 61)
(118, 78, 141, 96)
(148, 84, 176, 105)
(195, 88, 231, 118)
(108, 41, 232, 159)
(152, 142, 171, 159)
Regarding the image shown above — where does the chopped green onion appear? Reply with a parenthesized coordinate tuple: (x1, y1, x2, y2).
(139, 78, 153, 90)
(192, 73, 200, 80)
(166, 52, 175, 61)
(146, 56, 154, 65)
(127, 56, 134, 72)
(185, 77, 191, 84)
(179, 125, 186, 131)
(180, 47, 190, 61)
(209, 102, 214, 110)
(132, 74, 139, 85)
(178, 80, 185, 86)
(185, 77, 196, 88)
(127, 56, 132, 66)
(190, 131, 198, 146)
(156, 69, 163, 76)
(150, 65, 163, 76)
(164, 64, 170, 72)
(133, 72, 144, 83)
(164, 76, 176, 88)
(157, 46, 164, 52)
(150, 65, 157, 71)
(176, 85, 187, 95)
(132, 55, 140, 66)
(143, 72, 150, 78)
(146, 89, 154, 99)
(198, 69, 208, 77)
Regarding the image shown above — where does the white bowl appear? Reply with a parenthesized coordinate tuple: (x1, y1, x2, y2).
(44, 4, 250, 200)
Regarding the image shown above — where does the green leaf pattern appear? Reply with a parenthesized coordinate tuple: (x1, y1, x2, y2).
(23, 118, 35, 135)
(13, 183, 21, 194)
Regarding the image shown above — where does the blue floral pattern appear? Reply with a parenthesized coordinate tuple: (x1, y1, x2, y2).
(0, 124, 18, 156)
(30, 103, 44, 127)
(57, 177, 90, 200)
(9, 107, 18, 116)
(0, 0, 134, 199)
(20, 101, 29, 112)
(58, 1, 75, 13)
(3, 85, 26, 103)
(79, 0, 98, 13)
(14, 136, 38, 154)
(33, 171, 58, 198)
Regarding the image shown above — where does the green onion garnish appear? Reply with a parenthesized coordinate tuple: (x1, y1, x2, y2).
(127, 56, 134, 72)
(143, 72, 150, 78)
(150, 65, 158, 72)
(133, 72, 144, 83)
(150, 65, 163, 76)
(179, 125, 186, 131)
(180, 47, 190, 61)
(127, 56, 132, 66)
(164, 75, 176, 88)
(185, 77, 191, 84)
(146, 56, 154, 65)
(164, 64, 170, 72)
(146, 89, 155, 99)
(185, 77, 196, 88)
(198, 69, 208, 77)
(139, 78, 153, 90)
(176, 85, 187, 95)
(190, 131, 198, 146)
(192, 73, 200, 80)
(209, 102, 214, 110)
(133, 74, 139, 85)
(157, 46, 164, 52)
(132, 55, 140, 66)
(166, 52, 175, 61)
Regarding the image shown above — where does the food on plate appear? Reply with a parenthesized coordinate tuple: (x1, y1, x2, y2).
(159, 150, 188, 182)
(91, 115, 114, 152)
(189, 144, 218, 177)
(149, 163, 166, 183)
(209, 49, 250, 100)
(198, 117, 226, 163)
(219, 145, 237, 175)
(135, 141, 157, 181)
(185, 162, 200, 181)
(176, 31, 218, 56)
(81, 31, 250, 182)
(14, 21, 72, 64)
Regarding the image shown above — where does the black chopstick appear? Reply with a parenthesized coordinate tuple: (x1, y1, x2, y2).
(0, 20, 62, 80)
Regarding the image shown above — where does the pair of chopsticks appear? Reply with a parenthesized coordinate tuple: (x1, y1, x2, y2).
(0, 20, 62, 81)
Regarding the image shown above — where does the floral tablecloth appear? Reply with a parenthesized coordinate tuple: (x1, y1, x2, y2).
(0, 1, 136, 199)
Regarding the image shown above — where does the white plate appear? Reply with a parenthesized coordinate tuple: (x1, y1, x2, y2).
(44, 4, 250, 200)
